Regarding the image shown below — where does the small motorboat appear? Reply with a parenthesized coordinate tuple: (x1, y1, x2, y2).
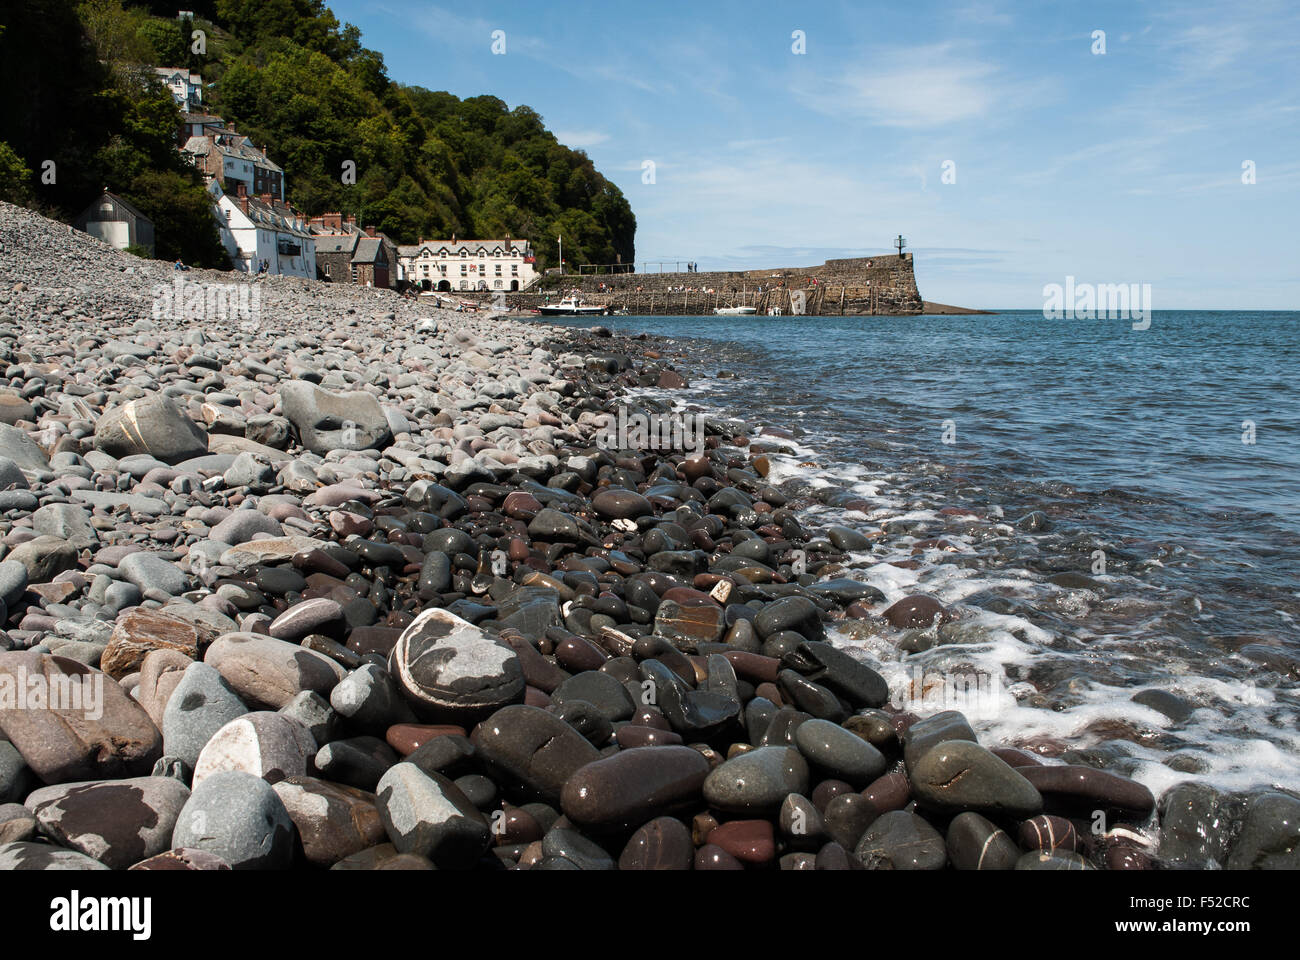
(714, 306, 757, 315)
(537, 296, 608, 316)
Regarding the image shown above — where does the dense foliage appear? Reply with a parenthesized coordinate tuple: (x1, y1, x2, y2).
(0, 0, 635, 271)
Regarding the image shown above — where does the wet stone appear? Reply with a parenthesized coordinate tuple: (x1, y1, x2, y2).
(854, 810, 947, 870)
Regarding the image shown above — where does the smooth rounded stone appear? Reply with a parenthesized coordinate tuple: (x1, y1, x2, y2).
(615, 724, 682, 749)
(773, 790, 822, 837)
(694, 843, 744, 870)
(1019, 814, 1080, 852)
(220, 536, 328, 572)
(786, 640, 889, 708)
(1226, 792, 1300, 870)
(708, 819, 776, 864)
(841, 710, 898, 753)
(618, 816, 694, 870)
(101, 608, 201, 680)
(0, 391, 35, 425)
(854, 810, 947, 870)
(0, 841, 110, 870)
(778, 669, 847, 721)
(192, 712, 317, 787)
(1156, 782, 1233, 866)
(1017, 764, 1156, 819)
(553, 699, 613, 746)
(809, 578, 887, 604)
(135, 648, 196, 728)
(23, 776, 191, 870)
(815, 841, 864, 870)
(281, 381, 393, 455)
(0, 808, 39, 844)
(162, 661, 250, 767)
(1016, 849, 1095, 870)
(653, 598, 725, 646)
(269, 598, 344, 643)
(210, 509, 283, 546)
(0, 424, 49, 470)
(551, 670, 635, 722)
(825, 525, 874, 551)
(793, 718, 887, 787)
(385, 723, 468, 757)
(330, 664, 417, 735)
(901, 709, 976, 770)
(315, 736, 399, 791)
(205, 632, 346, 709)
(911, 740, 1043, 818)
(118, 552, 189, 597)
(822, 792, 879, 849)
(172, 770, 296, 870)
(279, 690, 339, 746)
(222, 451, 279, 490)
(592, 488, 653, 520)
(560, 745, 710, 831)
(540, 826, 616, 870)
(0, 559, 28, 608)
(702, 745, 810, 813)
(471, 704, 602, 804)
(753, 596, 824, 640)
(93, 392, 210, 465)
(32, 502, 97, 546)
(0, 651, 162, 784)
(272, 775, 386, 867)
(7, 535, 78, 583)
(1130, 688, 1195, 723)
(376, 762, 490, 869)
(883, 594, 947, 629)
(129, 847, 233, 870)
(946, 811, 1021, 871)
(389, 607, 524, 723)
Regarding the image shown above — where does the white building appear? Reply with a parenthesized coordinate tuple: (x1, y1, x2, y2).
(208, 182, 316, 279)
(396, 238, 538, 292)
(154, 67, 203, 111)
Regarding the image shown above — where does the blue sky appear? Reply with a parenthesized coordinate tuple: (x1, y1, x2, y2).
(331, 0, 1298, 308)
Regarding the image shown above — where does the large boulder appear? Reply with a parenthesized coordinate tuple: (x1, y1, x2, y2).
(389, 608, 524, 724)
(0, 652, 162, 783)
(280, 381, 392, 454)
(93, 392, 209, 465)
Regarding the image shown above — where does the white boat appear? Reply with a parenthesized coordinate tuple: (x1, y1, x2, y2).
(537, 296, 608, 316)
(714, 306, 757, 315)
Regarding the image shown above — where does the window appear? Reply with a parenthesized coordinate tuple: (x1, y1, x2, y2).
(511, 264, 518, 274)
(460, 249, 467, 258)
(495, 264, 502, 275)
(460, 264, 467, 274)
(494, 279, 503, 289)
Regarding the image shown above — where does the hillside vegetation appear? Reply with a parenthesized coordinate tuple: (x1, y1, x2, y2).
(0, 0, 635, 271)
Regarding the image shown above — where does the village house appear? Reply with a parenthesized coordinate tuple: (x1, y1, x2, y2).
(73, 189, 155, 257)
(396, 238, 538, 292)
(183, 126, 284, 202)
(153, 66, 203, 111)
(308, 213, 398, 288)
(209, 182, 315, 279)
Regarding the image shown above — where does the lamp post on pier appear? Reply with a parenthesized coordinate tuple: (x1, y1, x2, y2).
(895, 234, 907, 257)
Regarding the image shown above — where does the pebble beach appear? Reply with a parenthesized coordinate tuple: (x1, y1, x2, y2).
(0, 200, 1293, 872)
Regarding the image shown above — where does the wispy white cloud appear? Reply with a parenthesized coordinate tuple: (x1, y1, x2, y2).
(793, 43, 1011, 128)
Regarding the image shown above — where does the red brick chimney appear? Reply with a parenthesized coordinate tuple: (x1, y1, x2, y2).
(364, 225, 376, 237)
(345, 215, 356, 229)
